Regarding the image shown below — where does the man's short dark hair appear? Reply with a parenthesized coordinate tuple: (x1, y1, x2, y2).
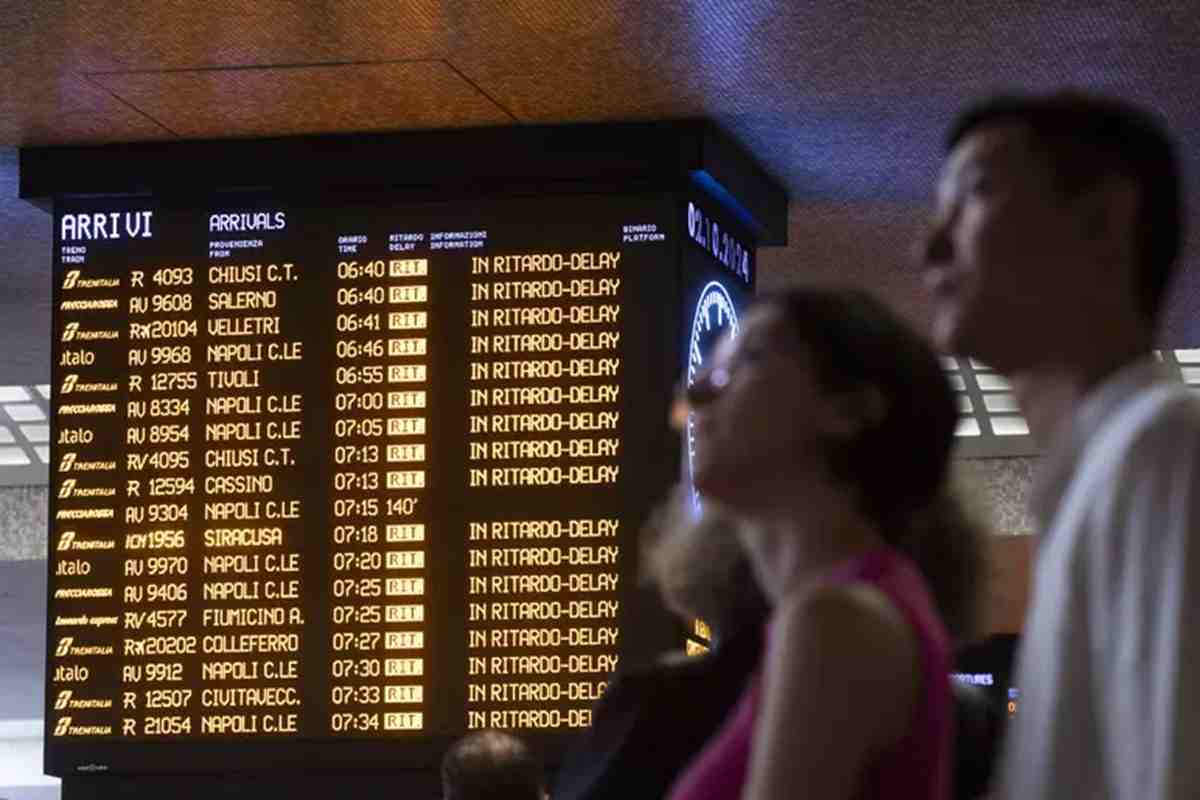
(441, 730, 544, 800)
(947, 91, 1184, 322)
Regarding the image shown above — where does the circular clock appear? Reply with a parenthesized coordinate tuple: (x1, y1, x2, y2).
(685, 281, 740, 511)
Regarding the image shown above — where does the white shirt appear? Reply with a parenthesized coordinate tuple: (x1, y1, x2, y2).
(997, 360, 1200, 800)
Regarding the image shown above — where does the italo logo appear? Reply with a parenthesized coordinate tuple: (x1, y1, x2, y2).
(62, 374, 79, 393)
(55, 690, 73, 710)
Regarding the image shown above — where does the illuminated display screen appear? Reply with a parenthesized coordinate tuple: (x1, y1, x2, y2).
(44, 191, 756, 774)
(954, 633, 1020, 721)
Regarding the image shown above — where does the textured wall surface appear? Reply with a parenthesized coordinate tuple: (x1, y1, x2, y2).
(0, 486, 49, 560)
(0, 559, 47, 720)
(957, 457, 1039, 536)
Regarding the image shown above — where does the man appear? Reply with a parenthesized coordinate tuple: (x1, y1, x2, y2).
(442, 730, 547, 800)
(919, 91, 1198, 799)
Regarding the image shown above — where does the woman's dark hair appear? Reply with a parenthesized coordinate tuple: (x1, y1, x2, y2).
(764, 287, 983, 639)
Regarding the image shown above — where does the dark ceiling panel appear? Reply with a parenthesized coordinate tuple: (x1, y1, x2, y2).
(0, 73, 172, 146)
(2, 0, 1200, 381)
(89, 61, 513, 138)
(6, 0, 452, 74)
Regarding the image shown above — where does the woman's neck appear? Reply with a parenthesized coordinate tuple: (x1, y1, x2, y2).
(737, 480, 885, 605)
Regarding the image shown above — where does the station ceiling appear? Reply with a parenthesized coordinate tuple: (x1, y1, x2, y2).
(2, 0, 1199, 381)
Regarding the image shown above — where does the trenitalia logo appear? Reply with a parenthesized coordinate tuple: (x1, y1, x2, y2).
(61, 323, 118, 342)
(60, 375, 117, 395)
(57, 453, 115, 473)
(62, 270, 120, 290)
(56, 532, 116, 551)
(53, 690, 112, 710)
(54, 717, 72, 736)
(56, 479, 115, 499)
(54, 637, 113, 657)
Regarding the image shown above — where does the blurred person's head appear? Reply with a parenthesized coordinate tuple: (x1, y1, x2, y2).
(441, 730, 546, 800)
(640, 487, 767, 643)
(919, 91, 1182, 372)
(686, 287, 981, 638)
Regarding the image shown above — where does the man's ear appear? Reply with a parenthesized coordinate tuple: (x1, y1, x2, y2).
(849, 385, 888, 429)
(832, 385, 887, 435)
(1078, 175, 1139, 255)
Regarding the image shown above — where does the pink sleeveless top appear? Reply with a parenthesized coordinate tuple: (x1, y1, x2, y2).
(666, 545, 953, 800)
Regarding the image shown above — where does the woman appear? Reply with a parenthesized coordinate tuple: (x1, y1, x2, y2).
(669, 287, 982, 800)
(554, 488, 768, 800)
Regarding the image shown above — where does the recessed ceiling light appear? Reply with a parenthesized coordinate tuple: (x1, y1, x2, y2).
(0, 426, 12, 444)
(955, 418, 981, 437)
(0, 446, 31, 465)
(21, 424, 50, 443)
(993, 417, 1031, 436)
(4, 404, 46, 422)
(35, 446, 50, 463)
(976, 374, 1012, 392)
(37, 384, 52, 399)
(0, 386, 30, 403)
(983, 394, 1020, 413)
(1174, 349, 1200, 363)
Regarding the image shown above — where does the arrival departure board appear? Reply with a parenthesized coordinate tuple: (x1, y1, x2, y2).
(44, 191, 756, 775)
